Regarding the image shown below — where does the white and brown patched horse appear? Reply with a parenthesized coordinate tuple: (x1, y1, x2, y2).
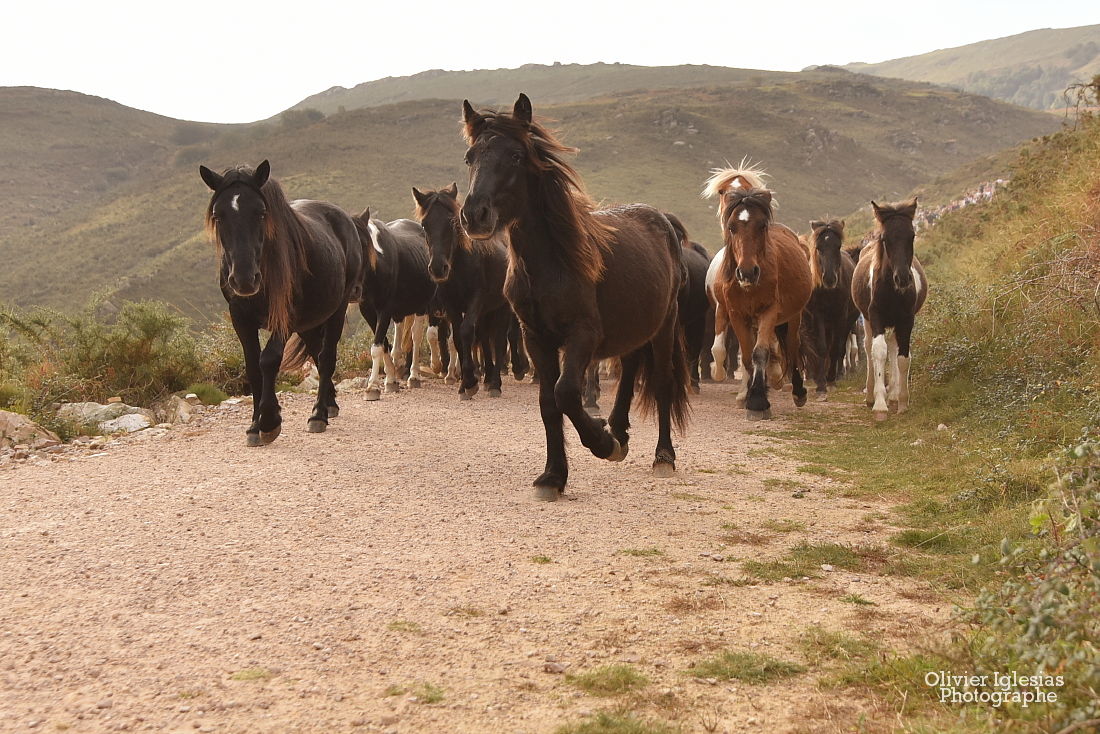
(703, 165, 812, 420)
(851, 199, 928, 420)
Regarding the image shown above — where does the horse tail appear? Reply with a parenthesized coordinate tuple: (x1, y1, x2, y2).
(280, 333, 311, 372)
(635, 319, 691, 434)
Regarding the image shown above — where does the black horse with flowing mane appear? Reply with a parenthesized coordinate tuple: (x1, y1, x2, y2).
(199, 160, 364, 445)
(413, 182, 519, 399)
(460, 93, 690, 500)
(851, 199, 928, 420)
(800, 219, 859, 400)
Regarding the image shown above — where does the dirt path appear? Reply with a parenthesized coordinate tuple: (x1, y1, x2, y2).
(0, 377, 944, 733)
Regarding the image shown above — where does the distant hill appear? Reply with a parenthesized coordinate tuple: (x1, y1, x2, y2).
(0, 67, 1060, 321)
(840, 25, 1100, 110)
(290, 63, 774, 116)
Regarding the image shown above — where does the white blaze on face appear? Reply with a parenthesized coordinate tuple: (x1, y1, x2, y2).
(731, 177, 743, 189)
(738, 208, 750, 222)
(231, 194, 240, 212)
(367, 221, 384, 254)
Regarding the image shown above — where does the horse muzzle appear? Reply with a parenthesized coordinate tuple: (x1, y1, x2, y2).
(460, 201, 497, 240)
(228, 272, 262, 297)
(429, 262, 452, 283)
(735, 265, 761, 287)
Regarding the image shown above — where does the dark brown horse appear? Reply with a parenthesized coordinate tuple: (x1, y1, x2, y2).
(704, 167, 812, 419)
(413, 183, 517, 399)
(460, 93, 690, 500)
(800, 219, 859, 400)
(199, 160, 363, 444)
(851, 199, 928, 420)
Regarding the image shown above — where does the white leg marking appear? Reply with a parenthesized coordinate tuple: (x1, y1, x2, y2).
(886, 330, 900, 403)
(897, 354, 912, 412)
(368, 344, 385, 390)
(408, 315, 427, 383)
(871, 334, 888, 414)
(711, 330, 727, 382)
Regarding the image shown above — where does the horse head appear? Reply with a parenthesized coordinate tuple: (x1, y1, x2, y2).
(200, 160, 271, 297)
(809, 219, 846, 290)
(413, 182, 463, 283)
(871, 198, 918, 292)
(721, 188, 774, 287)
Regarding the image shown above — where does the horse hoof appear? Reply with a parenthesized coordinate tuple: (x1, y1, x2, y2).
(607, 438, 628, 462)
(327, 405, 340, 418)
(444, 376, 455, 385)
(873, 411, 889, 422)
(307, 419, 327, 433)
(816, 393, 829, 403)
(260, 425, 281, 444)
(365, 389, 381, 402)
(488, 388, 502, 398)
(459, 391, 473, 401)
(408, 377, 422, 388)
(746, 409, 772, 421)
(385, 382, 401, 394)
(246, 432, 261, 447)
(888, 400, 899, 411)
(653, 461, 676, 478)
(533, 484, 563, 502)
(794, 393, 808, 408)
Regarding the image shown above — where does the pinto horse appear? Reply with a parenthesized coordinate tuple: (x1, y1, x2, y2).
(460, 93, 690, 499)
(351, 210, 435, 401)
(199, 160, 363, 444)
(801, 219, 859, 400)
(851, 199, 928, 420)
(704, 169, 812, 420)
(413, 183, 517, 399)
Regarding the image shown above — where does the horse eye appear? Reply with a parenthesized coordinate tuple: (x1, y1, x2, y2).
(511, 153, 523, 165)
(464, 152, 472, 166)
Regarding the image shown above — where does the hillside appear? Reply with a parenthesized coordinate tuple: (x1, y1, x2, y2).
(0, 71, 1059, 320)
(841, 24, 1100, 110)
(290, 62, 773, 116)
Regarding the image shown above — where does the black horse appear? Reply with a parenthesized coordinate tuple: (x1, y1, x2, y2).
(801, 219, 859, 400)
(413, 183, 518, 399)
(199, 160, 363, 444)
(461, 94, 690, 499)
(351, 210, 436, 401)
(664, 212, 712, 393)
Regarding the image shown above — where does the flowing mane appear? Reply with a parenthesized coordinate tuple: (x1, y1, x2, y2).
(204, 166, 310, 336)
(808, 219, 845, 289)
(701, 160, 772, 204)
(462, 107, 613, 283)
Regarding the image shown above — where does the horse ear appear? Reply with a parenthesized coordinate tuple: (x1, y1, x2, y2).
(253, 160, 271, 188)
(870, 200, 883, 219)
(838, 219, 846, 232)
(513, 93, 533, 126)
(902, 197, 918, 219)
(412, 187, 429, 209)
(462, 100, 485, 141)
(757, 190, 773, 207)
(199, 165, 223, 191)
(360, 206, 371, 221)
(444, 181, 458, 198)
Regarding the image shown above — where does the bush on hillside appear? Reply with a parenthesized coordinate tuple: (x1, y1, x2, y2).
(966, 439, 1100, 730)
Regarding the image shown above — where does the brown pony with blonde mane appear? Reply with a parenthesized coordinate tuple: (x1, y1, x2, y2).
(199, 160, 365, 445)
(460, 93, 690, 500)
(704, 167, 812, 419)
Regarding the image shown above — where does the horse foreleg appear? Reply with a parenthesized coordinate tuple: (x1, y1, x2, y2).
(230, 313, 264, 445)
(895, 320, 915, 414)
(526, 334, 568, 500)
(869, 326, 890, 420)
(454, 308, 479, 399)
(427, 320, 443, 376)
(255, 331, 286, 443)
(557, 331, 621, 463)
(862, 318, 875, 406)
(583, 361, 601, 415)
(508, 316, 528, 381)
(406, 314, 427, 388)
(478, 311, 503, 398)
(885, 329, 900, 409)
(711, 303, 730, 382)
(647, 310, 682, 475)
(366, 313, 392, 401)
(728, 316, 755, 408)
(607, 351, 642, 452)
(785, 314, 808, 407)
(744, 309, 779, 420)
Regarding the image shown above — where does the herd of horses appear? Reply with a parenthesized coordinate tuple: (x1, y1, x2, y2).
(199, 93, 929, 499)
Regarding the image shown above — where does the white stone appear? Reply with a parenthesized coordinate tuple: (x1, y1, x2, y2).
(98, 414, 152, 434)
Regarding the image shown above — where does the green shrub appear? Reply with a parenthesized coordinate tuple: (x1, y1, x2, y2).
(965, 439, 1100, 730)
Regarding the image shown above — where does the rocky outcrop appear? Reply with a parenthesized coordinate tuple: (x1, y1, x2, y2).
(0, 410, 61, 449)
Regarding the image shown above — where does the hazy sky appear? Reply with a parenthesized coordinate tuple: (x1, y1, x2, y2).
(3, 1, 1096, 123)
